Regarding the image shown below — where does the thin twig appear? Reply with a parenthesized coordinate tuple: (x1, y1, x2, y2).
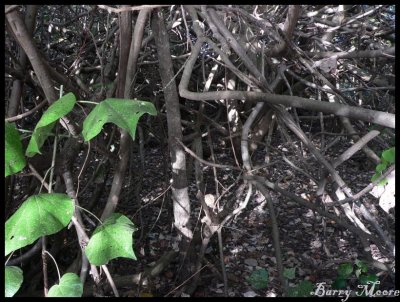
(176, 138, 242, 171)
(164, 265, 209, 297)
(328, 165, 395, 207)
(28, 163, 50, 191)
(76, 141, 91, 197)
(6, 238, 42, 266)
(132, 184, 172, 218)
(5, 5, 20, 14)
(97, 5, 169, 14)
(102, 265, 119, 297)
(5, 99, 47, 122)
(44, 250, 61, 283)
(41, 236, 49, 297)
(217, 229, 228, 296)
(207, 127, 220, 198)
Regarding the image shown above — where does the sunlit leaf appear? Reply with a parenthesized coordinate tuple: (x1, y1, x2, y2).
(82, 99, 157, 142)
(382, 147, 395, 163)
(85, 213, 137, 266)
(5, 266, 23, 297)
(5, 122, 26, 177)
(377, 178, 388, 186)
(47, 273, 83, 297)
(5, 193, 74, 256)
(370, 173, 381, 183)
(375, 163, 387, 173)
(25, 93, 76, 157)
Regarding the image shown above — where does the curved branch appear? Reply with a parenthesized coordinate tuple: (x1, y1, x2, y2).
(178, 38, 395, 129)
(6, 8, 79, 135)
(269, 5, 302, 56)
(5, 99, 47, 122)
(307, 46, 395, 60)
(244, 175, 389, 254)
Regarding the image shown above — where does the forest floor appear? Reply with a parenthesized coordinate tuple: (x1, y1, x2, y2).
(12, 128, 395, 297)
(97, 129, 395, 297)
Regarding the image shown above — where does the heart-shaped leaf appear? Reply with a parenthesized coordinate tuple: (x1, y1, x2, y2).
(247, 268, 269, 290)
(47, 273, 83, 297)
(5, 122, 26, 177)
(25, 93, 76, 157)
(337, 263, 353, 278)
(382, 147, 395, 164)
(375, 163, 387, 173)
(288, 280, 314, 297)
(82, 99, 157, 142)
(283, 267, 296, 280)
(85, 213, 137, 266)
(5, 266, 23, 297)
(5, 193, 74, 256)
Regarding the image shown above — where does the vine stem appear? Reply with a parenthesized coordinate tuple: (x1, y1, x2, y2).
(164, 265, 209, 297)
(44, 250, 61, 283)
(77, 100, 99, 105)
(102, 265, 119, 297)
(42, 237, 49, 296)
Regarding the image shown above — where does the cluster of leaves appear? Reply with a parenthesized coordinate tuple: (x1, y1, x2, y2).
(283, 267, 313, 297)
(370, 147, 395, 186)
(246, 267, 313, 297)
(246, 261, 377, 298)
(332, 260, 378, 292)
(5, 93, 157, 297)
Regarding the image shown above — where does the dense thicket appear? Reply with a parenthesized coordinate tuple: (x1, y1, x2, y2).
(5, 5, 395, 297)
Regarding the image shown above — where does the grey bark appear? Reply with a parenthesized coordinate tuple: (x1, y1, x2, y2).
(100, 7, 133, 221)
(7, 5, 38, 118)
(151, 9, 193, 241)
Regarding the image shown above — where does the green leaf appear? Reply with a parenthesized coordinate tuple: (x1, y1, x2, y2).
(296, 280, 314, 297)
(359, 274, 379, 285)
(47, 273, 83, 297)
(82, 99, 157, 142)
(90, 81, 114, 90)
(287, 286, 298, 297)
(85, 213, 137, 266)
(332, 278, 347, 289)
(355, 260, 367, 272)
(377, 178, 388, 186)
(382, 147, 395, 163)
(5, 193, 74, 256)
(247, 268, 269, 290)
(5, 122, 26, 177)
(370, 173, 381, 183)
(25, 93, 76, 157)
(337, 263, 353, 278)
(283, 267, 296, 280)
(287, 280, 313, 297)
(5, 266, 23, 297)
(375, 163, 387, 173)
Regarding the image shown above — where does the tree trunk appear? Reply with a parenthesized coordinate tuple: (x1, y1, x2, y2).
(7, 5, 38, 118)
(151, 8, 193, 286)
(100, 7, 132, 221)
